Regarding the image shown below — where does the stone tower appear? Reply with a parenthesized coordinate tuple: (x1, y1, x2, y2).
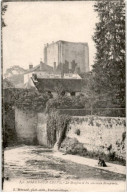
(44, 40, 89, 73)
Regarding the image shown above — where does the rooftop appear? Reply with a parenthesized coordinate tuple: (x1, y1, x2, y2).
(24, 61, 53, 74)
(45, 40, 88, 47)
(32, 78, 82, 93)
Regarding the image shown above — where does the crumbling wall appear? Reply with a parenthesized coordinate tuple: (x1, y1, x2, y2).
(65, 116, 126, 159)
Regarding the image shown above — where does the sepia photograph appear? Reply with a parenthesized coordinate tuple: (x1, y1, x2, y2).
(1, 0, 126, 192)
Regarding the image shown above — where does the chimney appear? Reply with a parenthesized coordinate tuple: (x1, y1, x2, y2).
(40, 59, 43, 71)
(29, 64, 33, 69)
(54, 62, 56, 73)
(69, 62, 72, 70)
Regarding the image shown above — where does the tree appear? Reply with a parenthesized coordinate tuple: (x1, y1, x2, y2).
(92, 0, 125, 107)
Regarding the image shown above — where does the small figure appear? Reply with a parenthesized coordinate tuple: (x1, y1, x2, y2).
(98, 157, 107, 167)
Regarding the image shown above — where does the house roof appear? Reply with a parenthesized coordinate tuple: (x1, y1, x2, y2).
(46, 40, 88, 47)
(24, 62, 53, 74)
(32, 78, 82, 93)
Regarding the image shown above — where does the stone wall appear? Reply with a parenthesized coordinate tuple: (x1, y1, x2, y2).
(15, 108, 48, 146)
(15, 108, 126, 158)
(66, 116, 126, 158)
(15, 108, 38, 144)
(36, 113, 48, 146)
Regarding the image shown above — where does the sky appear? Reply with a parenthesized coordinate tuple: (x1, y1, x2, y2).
(3, 1, 98, 73)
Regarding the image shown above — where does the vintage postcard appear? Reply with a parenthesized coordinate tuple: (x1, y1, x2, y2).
(1, 0, 126, 192)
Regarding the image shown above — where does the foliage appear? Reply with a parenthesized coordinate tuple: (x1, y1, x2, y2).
(46, 82, 89, 112)
(15, 89, 51, 112)
(46, 111, 58, 147)
(54, 85, 66, 97)
(47, 111, 71, 148)
(3, 78, 15, 89)
(93, 108, 125, 117)
(3, 105, 17, 148)
(59, 109, 91, 116)
(4, 65, 26, 77)
(60, 137, 126, 166)
(46, 94, 89, 113)
(107, 151, 116, 161)
(92, 0, 125, 107)
(57, 114, 71, 148)
(60, 137, 87, 156)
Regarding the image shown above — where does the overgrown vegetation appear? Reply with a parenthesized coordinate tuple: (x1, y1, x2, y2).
(3, 88, 52, 147)
(14, 89, 51, 112)
(46, 94, 89, 113)
(3, 104, 17, 148)
(60, 137, 126, 166)
(47, 110, 71, 148)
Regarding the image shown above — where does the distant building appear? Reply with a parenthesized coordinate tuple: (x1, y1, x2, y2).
(24, 60, 82, 93)
(32, 77, 82, 96)
(44, 40, 89, 73)
(24, 60, 53, 84)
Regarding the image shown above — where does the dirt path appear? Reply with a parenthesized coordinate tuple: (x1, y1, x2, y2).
(3, 145, 126, 191)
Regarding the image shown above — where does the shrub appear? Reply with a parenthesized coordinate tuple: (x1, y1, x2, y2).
(60, 137, 87, 156)
(60, 137, 126, 166)
(15, 89, 51, 112)
(58, 109, 91, 116)
(107, 144, 112, 152)
(107, 151, 116, 161)
(46, 93, 89, 113)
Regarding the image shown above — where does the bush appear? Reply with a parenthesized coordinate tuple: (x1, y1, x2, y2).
(58, 109, 91, 116)
(60, 137, 126, 166)
(15, 89, 51, 112)
(93, 108, 125, 117)
(46, 94, 89, 113)
(60, 137, 87, 156)
(107, 151, 116, 161)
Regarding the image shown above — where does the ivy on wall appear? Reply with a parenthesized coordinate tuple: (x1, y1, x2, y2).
(47, 110, 71, 148)
(15, 89, 52, 112)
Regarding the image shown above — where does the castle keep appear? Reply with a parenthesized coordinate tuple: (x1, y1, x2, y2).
(44, 40, 89, 73)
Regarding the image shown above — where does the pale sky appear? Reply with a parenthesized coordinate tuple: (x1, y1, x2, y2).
(3, 1, 98, 73)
